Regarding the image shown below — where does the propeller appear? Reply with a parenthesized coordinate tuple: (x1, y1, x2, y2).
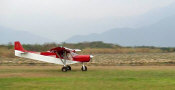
(74, 49, 81, 52)
(90, 55, 94, 58)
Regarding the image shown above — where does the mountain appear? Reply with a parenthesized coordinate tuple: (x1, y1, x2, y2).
(92, 2, 175, 29)
(127, 3, 175, 28)
(65, 15, 175, 47)
(0, 26, 53, 44)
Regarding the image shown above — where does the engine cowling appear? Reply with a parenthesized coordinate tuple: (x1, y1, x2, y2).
(73, 55, 90, 62)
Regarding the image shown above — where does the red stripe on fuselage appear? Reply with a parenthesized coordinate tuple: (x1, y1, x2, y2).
(40, 52, 58, 57)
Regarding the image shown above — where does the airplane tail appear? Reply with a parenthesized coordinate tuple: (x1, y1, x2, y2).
(14, 41, 25, 52)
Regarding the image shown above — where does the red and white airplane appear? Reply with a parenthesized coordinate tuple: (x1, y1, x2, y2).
(14, 41, 93, 72)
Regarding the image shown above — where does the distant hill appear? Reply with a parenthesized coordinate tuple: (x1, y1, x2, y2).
(114, 2, 175, 28)
(66, 15, 175, 47)
(0, 26, 52, 44)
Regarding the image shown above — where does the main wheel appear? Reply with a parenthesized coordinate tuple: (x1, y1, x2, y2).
(67, 65, 71, 71)
(81, 66, 87, 71)
(62, 67, 67, 72)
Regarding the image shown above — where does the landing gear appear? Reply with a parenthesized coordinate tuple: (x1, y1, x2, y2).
(67, 65, 71, 71)
(81, 63, 87, 71)
(61, 65, 71, 72)
(81, 65, 87, 71)
(62, 66, 67, 72)
(61, 63, 88, 72)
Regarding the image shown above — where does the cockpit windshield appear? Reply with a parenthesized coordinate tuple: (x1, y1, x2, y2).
(70, 51, 78, 57)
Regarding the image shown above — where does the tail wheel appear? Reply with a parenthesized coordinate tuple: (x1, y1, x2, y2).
(62, 67, 67, 72)
(67, 65, 71, 71)
(81, 66, 87, 71)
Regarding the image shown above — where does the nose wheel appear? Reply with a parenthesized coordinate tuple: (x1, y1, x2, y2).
(81, 65, 87, 71)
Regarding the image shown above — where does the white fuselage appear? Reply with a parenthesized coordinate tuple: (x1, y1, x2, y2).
(15, 50, 79, 65)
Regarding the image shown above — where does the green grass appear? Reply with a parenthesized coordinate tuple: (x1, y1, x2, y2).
(1, 66, 175, 90)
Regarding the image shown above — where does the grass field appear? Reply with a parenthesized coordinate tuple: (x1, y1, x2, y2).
(1, 66, 175, 90)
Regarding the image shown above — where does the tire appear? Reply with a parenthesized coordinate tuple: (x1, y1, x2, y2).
(81, 66, 87, 71)
(67, 65, 71, 71)
(62, 67, 67, 72)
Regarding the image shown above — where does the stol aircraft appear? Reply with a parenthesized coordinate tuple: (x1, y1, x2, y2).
(14, 41, 93, 72)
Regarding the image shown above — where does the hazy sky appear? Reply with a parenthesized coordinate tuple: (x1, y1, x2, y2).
(0, 0, 175, 42)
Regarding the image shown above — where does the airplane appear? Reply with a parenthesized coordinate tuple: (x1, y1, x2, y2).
(14, 41, 93, 72)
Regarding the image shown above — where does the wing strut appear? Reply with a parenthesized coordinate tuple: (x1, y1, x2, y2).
(56, 52, 66, 66)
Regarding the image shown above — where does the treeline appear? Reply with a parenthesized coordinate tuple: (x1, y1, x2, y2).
(0, 41, 175, 55)
(2, 41, 121, 51)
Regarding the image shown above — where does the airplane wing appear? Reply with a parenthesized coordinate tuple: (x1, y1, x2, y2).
(50, 47, 67, 52)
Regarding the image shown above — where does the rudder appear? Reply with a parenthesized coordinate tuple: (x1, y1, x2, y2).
(14, 41, 25, 52)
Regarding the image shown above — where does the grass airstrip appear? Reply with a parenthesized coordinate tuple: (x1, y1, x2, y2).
(1, 66, 175, 90)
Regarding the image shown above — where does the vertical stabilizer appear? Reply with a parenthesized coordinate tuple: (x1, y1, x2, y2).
(14, 41, 25, 52)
